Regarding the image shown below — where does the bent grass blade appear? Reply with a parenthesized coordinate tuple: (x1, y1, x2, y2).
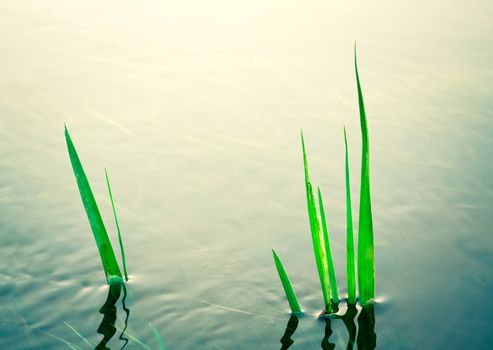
(65, 126, 122, 282)
(355, 47, 375, 305)
(344, 127, 356, 304)
(105, 168, 129, 282)
(272, 249, 302, 313)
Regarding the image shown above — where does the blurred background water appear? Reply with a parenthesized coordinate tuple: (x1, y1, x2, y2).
(1, 0, 492, 349)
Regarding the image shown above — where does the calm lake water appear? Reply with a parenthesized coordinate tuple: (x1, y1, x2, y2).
(1, 1, 493, 349)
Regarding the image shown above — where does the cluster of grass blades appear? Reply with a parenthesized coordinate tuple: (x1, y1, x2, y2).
(272, 47, 375, 315)
(65, 125, 128, 284)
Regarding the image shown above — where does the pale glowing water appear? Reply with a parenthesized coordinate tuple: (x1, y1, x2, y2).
(1, 1, 493, 349)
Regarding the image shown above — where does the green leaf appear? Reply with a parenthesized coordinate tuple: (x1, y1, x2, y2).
(272, 249, 302, 313)
(105, 169, 129, 282)
(317, 187, 339, 303)
(344, 127, 356, 304)
(354, 47, 375, 305)
(65, 125, 122, 282)
(301, 131, 331, 311)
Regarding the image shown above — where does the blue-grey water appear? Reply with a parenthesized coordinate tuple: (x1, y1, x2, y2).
(1, 1, 493, 349)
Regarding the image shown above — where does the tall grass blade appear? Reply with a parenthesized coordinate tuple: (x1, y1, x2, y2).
(65, 126, 122, 282)
(105, 168, 129, 282)
(344, 127, 356, 304)
(354, 47, 375, 305)
(301, 131, 331, 311)
(272, 249, 302, 313)
(317, 187, 339, 303)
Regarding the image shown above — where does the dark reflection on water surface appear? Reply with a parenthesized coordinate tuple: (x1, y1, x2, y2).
(95, 282, 130, 350)
(279, 302, 376, 350)
(280, 314, 299, 350)
(356, 304, 376, 350)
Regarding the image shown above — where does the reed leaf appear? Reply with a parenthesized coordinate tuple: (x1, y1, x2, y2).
(105, 169, 129, 282)
(65, 126, 122, 282)
(317, 187, 339, 303)
(344, 127, 356, 304)
(354, 47, 375, 305)
(272, 249, 301, 313)
(301, 131, 331, 311)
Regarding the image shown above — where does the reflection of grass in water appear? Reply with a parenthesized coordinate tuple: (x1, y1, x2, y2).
(279, 315, 299, 350)
(49, 282, 171, 350)
(279, 302, 376, 350)
(272, 48, 375, 314)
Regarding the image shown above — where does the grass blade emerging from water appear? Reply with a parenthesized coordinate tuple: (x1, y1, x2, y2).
(317, 187, 339, 303)
(301, 131, 331, 311)
(354, 47, 375, 305)
(272, 249, 302, 313)
(65, 126, 122, 282)
(105, 169, 129, 282)
(344, 127, 356, 304)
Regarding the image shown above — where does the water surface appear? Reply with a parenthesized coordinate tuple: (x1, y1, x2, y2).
(1, 1, 492, 349)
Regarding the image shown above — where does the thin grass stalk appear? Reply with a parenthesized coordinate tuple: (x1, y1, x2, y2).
(317, 187, 339, 303)
(63, 321, 94, 348)
(105, 169, 129, 282)
(301, 131, 331, 311)
(272, 249, 302, 313)
(38, 329, 83, 350)
(149, 323, 169, 350)
(354, 47, 375, 305)
(65, 126, 122, 282)
(344, 127, 356, 304)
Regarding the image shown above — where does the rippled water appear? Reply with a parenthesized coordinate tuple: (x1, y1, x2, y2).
(1, 1, 493, 349)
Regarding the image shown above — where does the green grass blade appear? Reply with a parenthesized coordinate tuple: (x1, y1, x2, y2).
(105, 168, 129, 282)
(354, 47, 375, 305)
(272, 249, 301, 313)
(149, 323, 169, 350)
(301, 131, 331, 311)
(344, 127, 356, 304)
(65, 126, 122, 282)
(317, 187, 339, 303)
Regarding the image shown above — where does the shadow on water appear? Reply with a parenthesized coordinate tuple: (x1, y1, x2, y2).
(278, 302, 376, 350)
(95, 281, 130, 350)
